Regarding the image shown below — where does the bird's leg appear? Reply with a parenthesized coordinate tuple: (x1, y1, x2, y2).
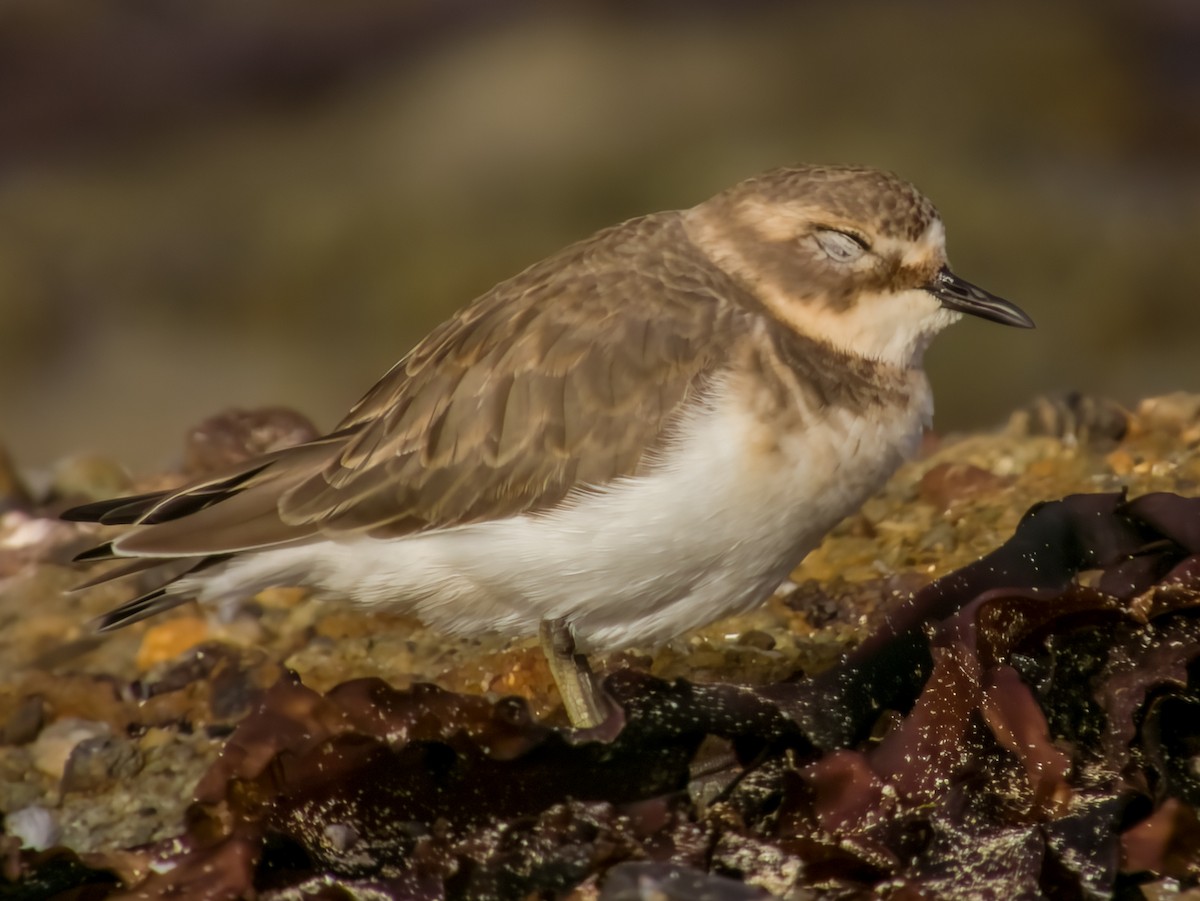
(538, 617, 605, 728)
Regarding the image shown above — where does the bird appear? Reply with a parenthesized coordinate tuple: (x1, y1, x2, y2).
(64, 164, 1034, 727)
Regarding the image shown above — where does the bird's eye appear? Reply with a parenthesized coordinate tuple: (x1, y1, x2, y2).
(814, 229, 868, 263)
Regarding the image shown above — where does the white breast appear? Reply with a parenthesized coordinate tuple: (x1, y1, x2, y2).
(199, 373, 931, 651)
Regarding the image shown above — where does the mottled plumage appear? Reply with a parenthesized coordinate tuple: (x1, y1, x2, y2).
(65, 164, 1033, 726)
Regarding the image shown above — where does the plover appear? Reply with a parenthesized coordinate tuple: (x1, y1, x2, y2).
(65, 165, 1033, 726)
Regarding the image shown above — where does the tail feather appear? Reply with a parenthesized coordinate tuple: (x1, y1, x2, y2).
(61, 490, 171, 525)
(92, 587, 188, 631)
(73, 541, 119, 563)
(62, 444, 331, 631)
(86, 555, 232, 630)
(136, 465, 271, 525)
(62, 466, 272, 528)
(70, 556, 185, 591)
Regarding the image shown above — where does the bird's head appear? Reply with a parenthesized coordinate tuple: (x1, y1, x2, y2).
(684, 164, 1033, 367)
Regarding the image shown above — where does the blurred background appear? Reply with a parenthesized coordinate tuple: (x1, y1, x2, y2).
(1, 0, 1198, 473)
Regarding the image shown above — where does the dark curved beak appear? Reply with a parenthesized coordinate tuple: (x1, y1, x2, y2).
(927, 267, 1034, 328)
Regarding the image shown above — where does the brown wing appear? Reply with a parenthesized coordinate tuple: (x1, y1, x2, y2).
(101, 212, 744, 556)
(278, 212, 739, 537)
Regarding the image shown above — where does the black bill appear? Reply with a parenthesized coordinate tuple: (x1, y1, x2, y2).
(927, 267, 1034, 328)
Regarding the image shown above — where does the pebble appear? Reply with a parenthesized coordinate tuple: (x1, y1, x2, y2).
(1, 695, 46, 746)
(0, 510, 76, 551)
(916, 519, 960, 554)
(1106, 449, 1136, 477)
(0, 444, 34, 512)
(735, 630, 777, 651)
(50, 454, 132, 503)
(1007, 393, 1130, 446)
(135, 616, 211, 671)
(62, 734, 144, 793)
(917, 462, 1009, 511)
(30, 717, 111, 780)
(183, 406, 319, 475)
(1137, 392, 1200, 434)
(6, 804, 61, 850)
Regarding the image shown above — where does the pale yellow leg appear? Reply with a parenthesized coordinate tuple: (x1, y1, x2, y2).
(539, 618, 605, 728)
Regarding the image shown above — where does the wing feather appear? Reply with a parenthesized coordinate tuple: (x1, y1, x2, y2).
(277, 212, 743, 536)
(70, 211, 751, 560)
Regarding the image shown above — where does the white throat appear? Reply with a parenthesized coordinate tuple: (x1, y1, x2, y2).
(783, 289, 961, 368)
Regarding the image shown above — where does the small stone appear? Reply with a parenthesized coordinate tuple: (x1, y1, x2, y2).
(736, 630, 776, 651)
(1006, 393, 1130, 446)
(916, 519, 959, 554)
(323, 822, 360, 853)
(782, 580, 843, 627)
(6, 805, 60, 850)
(30, 718, 111, 780)
(917, 462, 1010, 511)
(0, 512, 82, 579)
(1137, 392, 1200, 434)
(50, 454, 133, 503)
(1, 695, 46, 746)
(139, 641, 281, 727)
(314, 611, 380, 640)
(1138, 880, 1187, 901)
(183, 407, 319, 476)
(1025, 458, 1061, 480)
(136, 727, 176, 753)
(61, 734, 144, 793)
(208, 654, 276, 722)
(136, 616, 211, 671)
(1106, 449, 1136, 477)
(254, 586, 308, 611)
(0, 444, 34, 512)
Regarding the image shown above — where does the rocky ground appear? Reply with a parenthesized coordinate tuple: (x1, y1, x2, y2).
(2, 393, 1200, 898)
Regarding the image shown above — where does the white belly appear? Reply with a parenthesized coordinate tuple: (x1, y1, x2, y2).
(198, 380, 929, 651)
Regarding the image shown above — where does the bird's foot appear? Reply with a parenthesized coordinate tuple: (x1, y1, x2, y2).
(538, 617, 605, 728)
